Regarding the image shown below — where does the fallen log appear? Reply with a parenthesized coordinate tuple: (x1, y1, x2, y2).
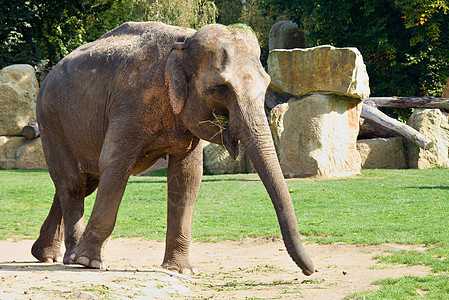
(21, 123, 40, 139)
(359, 117, 400, 139)
(361, 103, 433, 150)
(365, 97, 449, 111)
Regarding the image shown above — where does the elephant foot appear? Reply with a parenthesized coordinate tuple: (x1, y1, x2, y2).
(66, 248, 105, 269)
(31, 239, 63, 263)
(68, 253, 105, 269)
(66, 239, 106, 269)
(161, 259, 198, 275)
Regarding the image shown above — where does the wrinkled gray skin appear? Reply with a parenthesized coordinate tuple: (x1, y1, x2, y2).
(32, 22, 314, 276)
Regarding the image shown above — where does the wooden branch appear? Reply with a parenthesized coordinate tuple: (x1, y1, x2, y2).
(21, 123, 40, 139)
(361, 103, 433, 150)
(365, 97, 449, 111)
(359, 117, 401, 139)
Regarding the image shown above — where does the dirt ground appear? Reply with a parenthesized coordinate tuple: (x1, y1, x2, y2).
(0, 238, 430, 299)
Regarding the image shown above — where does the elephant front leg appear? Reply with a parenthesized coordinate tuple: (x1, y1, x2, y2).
(67, 137, 138, 269)
(162, 141, 202, 274)
(67, 167, 131, 269)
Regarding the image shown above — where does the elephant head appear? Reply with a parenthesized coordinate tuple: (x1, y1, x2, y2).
(165, 24, 314, 276)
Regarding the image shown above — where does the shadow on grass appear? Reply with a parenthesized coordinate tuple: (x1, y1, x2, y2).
(131, 169, 260, 184)
(405, 186, 449, 190)
(128, 178, 261, 185)
(3, 169, 49, 174)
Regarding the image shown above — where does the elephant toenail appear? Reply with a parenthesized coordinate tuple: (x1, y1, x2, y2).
(182, 269, 192, 276)
(77, 256, 90, 266)
(90, 260, 102, 269)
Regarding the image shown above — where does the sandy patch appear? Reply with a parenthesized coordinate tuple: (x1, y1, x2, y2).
(0, 238, 430, 299)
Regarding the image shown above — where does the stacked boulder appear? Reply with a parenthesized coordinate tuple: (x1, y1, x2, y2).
(399, 79, 449, 169)
(0, 64, 46, 169)
(357, 137, 407, 169)
(268, 45, 370, 178)
(405, 109, 449, 169)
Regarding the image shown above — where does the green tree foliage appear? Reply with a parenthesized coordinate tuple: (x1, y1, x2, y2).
(0, 0, 126, 68)
(263, 0, 449, 97)
(0, 0, 217, 69)
(215, 0, 279, 64)
(215, 0, 244, 25)
(129, 0, 216, 29)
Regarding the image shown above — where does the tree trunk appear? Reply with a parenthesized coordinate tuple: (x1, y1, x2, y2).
(21, 123, 40, 139)
(365, 97, 449, 111)
(359, 117, 401, 139)
(361, 104, 433, 150)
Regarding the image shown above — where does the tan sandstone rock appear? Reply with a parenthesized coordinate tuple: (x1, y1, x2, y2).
(0, 64, 38, 135)
(0, 136, 46, 169)
(279, 95, 362, 178)
(357, 137, 406, 169)
(203, 141, 249, 175)
(406, 109, 449, 169)
(268, 21, 305, 51)
(268, 45, 370, 99)
(268, 103, 289, 157)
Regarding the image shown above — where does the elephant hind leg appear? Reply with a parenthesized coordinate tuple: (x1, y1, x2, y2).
(32, 172, 89, 264)
(32, 145, 90, 263)
(85, 175, 99, 197)
(32, 195, 64, 263)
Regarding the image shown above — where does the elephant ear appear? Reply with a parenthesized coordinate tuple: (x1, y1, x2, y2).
(166, 42, 189, 115)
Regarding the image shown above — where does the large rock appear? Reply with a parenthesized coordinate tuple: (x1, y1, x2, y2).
(203, 141, 249, 174)
(268, 103, 289, 157)
(0, 136, 46, 169)
(279, 95, 362, 178)
(268, 21, 305, 51)
(268, 45, 370, 99)
(406, 109, 449, 169)
(0, 64, 38, 135)
(357, 137, 406, 169)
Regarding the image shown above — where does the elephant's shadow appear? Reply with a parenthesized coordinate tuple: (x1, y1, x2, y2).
(128, 177, 260, 185)
(0, 261, 188, 276)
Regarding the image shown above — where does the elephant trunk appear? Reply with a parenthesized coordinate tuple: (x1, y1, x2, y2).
(236, 110, 314, 276)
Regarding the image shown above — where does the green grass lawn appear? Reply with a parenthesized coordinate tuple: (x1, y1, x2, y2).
(1, 168, 449, 298)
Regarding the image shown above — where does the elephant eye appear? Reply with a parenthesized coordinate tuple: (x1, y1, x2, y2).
(214, 84, 229, 94)
(203, 83, 230, 97)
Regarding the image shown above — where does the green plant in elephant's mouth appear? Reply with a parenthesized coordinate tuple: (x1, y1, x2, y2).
(200, 110, 229, 144)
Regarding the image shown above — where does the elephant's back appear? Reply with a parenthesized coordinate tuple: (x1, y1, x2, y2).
(39, 21, 195, 108)
(75, 22, 196, 64)
(37, 22, 196, 165)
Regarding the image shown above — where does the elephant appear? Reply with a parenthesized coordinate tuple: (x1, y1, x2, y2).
(31, 21, 314, 276)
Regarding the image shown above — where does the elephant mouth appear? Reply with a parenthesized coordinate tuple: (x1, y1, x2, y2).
(223, 129, 239, 159)
(202, 109, 239, 159)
